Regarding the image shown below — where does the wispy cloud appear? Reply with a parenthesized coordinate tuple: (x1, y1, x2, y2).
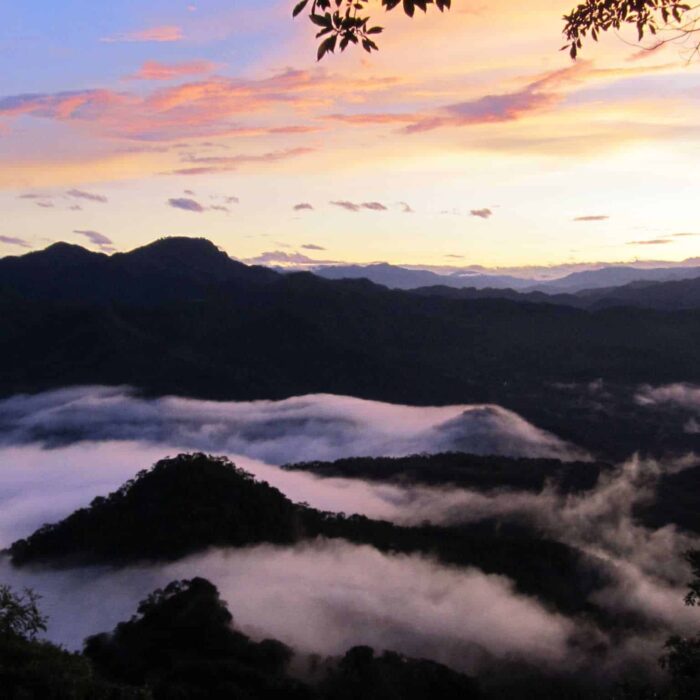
(101, 25, 183, 44)
(330, 201, 388, 212)
(167, 197, 205, 213)
(243, 250, 343, 266)
(301, 243, 325, 251)
(326, 62, 676, 136)
(0, 235, 32, 249)
(73, 229, 114, 252)
(66, 189, 108, 204)
(167, 147, 314, 176)
(574, 215, 609, 222)
(627, 238, 674, 246)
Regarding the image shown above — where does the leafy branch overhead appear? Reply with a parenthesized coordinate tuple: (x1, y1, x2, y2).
(563, 0, 693, 58)
(294, 0, 698, 60)
(292, 0, 451, 60)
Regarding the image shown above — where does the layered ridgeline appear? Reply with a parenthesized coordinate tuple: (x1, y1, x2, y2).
(8, 454, 610, 621)
(1, 238, 699, 457)
(283, 452, 612, 493)
(2, 576, 480, 699)
(283, 452, 700, 534)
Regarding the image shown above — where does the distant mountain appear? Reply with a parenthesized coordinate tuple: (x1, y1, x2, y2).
(415, 275, 700, 311)
(1, 238, 699, 456)
(312, 263, 538, 290)
(584, 276, 700, 310)
(311, 261, 700, 293)
(528, 265, 700, 293)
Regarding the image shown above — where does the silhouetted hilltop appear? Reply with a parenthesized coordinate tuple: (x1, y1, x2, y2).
(9, 453, 302, 564)
(9, 454, 612, 620)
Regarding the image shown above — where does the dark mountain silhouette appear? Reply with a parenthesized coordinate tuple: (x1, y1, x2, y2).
(0, 237, 277, 304)
(1, 239, 699, 456)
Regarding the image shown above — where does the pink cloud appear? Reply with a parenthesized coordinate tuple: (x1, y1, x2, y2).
(101, 25, 183, 43)
(0, 68, 394, 142)
(128, 60, 217, 81)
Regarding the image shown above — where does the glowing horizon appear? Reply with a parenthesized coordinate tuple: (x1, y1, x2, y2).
(1, 0, 699, 268)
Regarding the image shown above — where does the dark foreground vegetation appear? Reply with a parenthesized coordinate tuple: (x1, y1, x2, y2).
(9, 454, 610, 620)
(1, 238, 699, 458)
(1, 577, 481, 699)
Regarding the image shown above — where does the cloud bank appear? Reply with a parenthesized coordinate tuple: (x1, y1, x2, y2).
(0, 386, 587, 463)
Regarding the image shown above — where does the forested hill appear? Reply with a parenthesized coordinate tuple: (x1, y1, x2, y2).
(8, 453, 612, 621)
(1, 238, 699, 457)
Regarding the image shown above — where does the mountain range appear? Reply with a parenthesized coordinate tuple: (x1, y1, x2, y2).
(310, 260, 700, 293)
(1, 237, 699, 457)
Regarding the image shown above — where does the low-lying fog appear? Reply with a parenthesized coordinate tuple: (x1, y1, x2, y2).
(0, 385, 698, 681)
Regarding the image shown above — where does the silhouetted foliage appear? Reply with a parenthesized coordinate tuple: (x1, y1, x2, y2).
(85, 576, 481, 699)
(653, 549, 700, 698)
(85, 577, 311, 699)
(293, 0, 451, 60)
(563, 0, 693, 59)
(0, 584, 139, 699)
(0, 585, 46, 640)
(291, 0, 697, 61)
(320, 645, 480, 699)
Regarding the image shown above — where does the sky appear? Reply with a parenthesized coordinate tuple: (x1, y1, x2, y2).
(1, 0, 699, 268)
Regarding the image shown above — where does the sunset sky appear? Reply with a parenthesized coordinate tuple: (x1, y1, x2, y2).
(1, 0, 699, 269)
